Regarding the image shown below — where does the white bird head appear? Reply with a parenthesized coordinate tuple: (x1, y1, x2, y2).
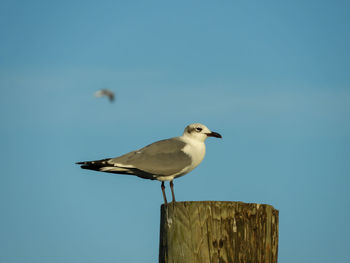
(183, 123, 222, 142)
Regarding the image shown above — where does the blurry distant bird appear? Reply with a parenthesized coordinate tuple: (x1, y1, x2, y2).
(94, 89, 115, 102)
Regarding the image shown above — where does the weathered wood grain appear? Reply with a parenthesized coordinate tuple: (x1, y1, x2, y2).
(159, 201, 278, 263)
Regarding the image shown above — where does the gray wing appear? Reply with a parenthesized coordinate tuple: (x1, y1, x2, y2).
(108, 138, 192, 177)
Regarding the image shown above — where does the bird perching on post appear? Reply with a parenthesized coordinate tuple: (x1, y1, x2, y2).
(76, 123, 222, 204)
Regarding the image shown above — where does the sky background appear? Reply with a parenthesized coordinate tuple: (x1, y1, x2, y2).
(1, 0, 349, 262)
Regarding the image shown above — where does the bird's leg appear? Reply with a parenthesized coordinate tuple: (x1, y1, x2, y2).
(170, 180, 176, 203)
(161, 182, 168, 205)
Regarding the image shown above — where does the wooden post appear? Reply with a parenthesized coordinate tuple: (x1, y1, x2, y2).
(159, 201, 278, 263)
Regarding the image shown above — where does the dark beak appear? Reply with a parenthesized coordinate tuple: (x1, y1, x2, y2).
(206, 131, 222, 138)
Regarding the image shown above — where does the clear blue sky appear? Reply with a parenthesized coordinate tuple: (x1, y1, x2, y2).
(1, 1, 349, 262)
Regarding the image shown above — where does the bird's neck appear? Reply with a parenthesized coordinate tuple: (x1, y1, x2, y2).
(180, 135, 206, 150)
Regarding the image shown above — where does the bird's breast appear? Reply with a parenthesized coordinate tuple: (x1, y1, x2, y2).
(181, 140, 206, 173)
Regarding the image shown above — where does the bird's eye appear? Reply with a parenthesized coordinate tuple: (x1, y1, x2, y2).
(195, 127, 202, 132)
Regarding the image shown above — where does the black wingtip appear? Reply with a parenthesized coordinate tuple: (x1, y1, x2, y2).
(80, 165, 91, 170)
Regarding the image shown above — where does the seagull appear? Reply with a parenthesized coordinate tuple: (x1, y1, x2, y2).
(76, 123, 222, 204)
(94, 89, 115, 102)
